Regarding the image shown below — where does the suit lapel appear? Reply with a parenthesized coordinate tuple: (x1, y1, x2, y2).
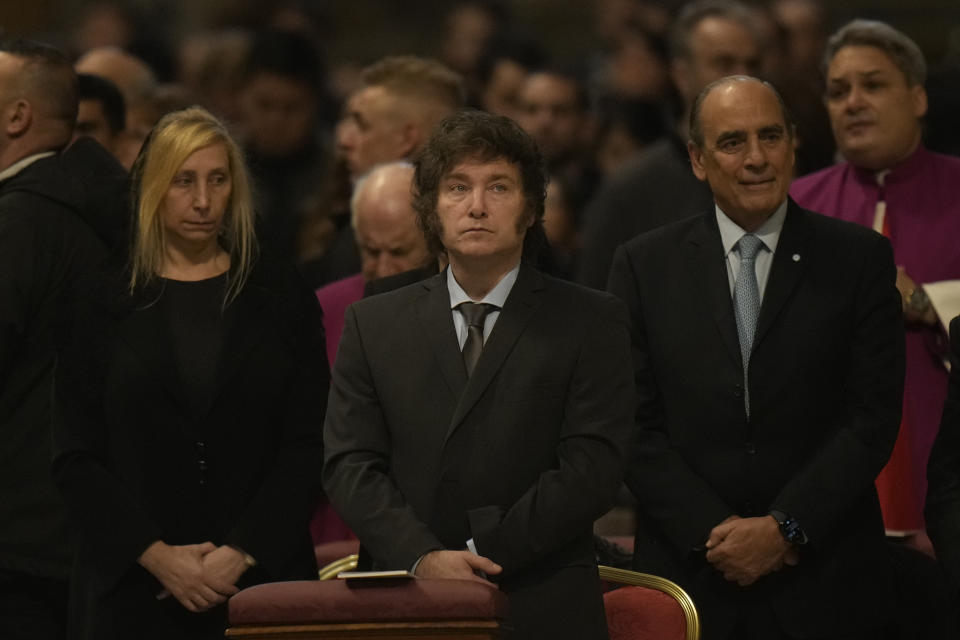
(754, 200, 812, 350)
(686, 213, 742, 368)
(445, 265, 543, 442)
(416, 273, 468, 400)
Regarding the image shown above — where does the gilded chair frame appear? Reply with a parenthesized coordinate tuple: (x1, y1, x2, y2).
(317, 557, 699, 639)
(318, 553, 359, 580)
(598, 565, 701, 640)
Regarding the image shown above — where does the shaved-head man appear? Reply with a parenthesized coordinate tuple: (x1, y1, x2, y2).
(0, 44, 76, 166)
(314, 57, 464, 286)
(336, 56, 465, 181)
(1, 39, 126, 640)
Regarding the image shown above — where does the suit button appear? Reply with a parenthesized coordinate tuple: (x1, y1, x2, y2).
(745, 442, 756, 455)
(733, 385, 744, 398)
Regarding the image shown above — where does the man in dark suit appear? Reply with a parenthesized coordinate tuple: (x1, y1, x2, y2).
(323, 110, 634, 640)
(607, 76, 904, 639)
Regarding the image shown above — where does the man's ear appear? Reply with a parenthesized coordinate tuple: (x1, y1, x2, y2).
(398, 122, 421, 159)
(4, 99, 32, 138)
(688, 140, 707, 182)
(912, 84, 928, 120)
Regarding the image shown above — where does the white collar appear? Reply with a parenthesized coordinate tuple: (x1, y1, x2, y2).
(0, 151, 56, 184)
(447, 263, 521, 309)
(716, 200, 788, 257)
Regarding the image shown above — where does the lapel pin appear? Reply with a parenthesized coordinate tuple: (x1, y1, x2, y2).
(792, 254, 801, 262)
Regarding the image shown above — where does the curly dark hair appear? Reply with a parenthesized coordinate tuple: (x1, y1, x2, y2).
(412, 109, 548, 260)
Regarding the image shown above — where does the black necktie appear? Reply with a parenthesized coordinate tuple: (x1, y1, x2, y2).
(457, 302, 497, 377)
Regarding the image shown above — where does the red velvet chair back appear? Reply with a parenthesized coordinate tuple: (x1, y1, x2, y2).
(599, 566, 700, 640)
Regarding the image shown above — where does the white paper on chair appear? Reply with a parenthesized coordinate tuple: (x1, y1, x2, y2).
(338, 570, 416, 581)
(925, 279, 960, 335)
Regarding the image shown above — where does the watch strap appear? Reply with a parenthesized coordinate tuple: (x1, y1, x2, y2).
(769, 509, 808, 546)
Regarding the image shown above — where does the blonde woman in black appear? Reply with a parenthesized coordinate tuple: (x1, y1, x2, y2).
(54, 107, 328, 640)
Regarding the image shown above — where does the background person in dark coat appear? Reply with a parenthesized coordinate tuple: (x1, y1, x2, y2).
(53, 107, 328, 640)
(0, 39, 127, 640)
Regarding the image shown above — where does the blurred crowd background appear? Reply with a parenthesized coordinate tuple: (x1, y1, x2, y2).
(2, 0, 959, 291)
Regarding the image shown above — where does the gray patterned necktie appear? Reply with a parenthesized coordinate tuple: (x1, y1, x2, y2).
(734, 233, 764, 415)
(457, 302, 497, 377)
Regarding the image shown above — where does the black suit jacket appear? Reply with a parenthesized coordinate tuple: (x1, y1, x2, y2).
(926, 315, 960, 591)
(607, 200, 905, 638)
(53, 260, 329, 640)
(363, 263, 440, 297)
(323, 265, 634, 640)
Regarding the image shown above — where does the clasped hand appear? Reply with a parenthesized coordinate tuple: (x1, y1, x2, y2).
(704, 515, 799, 586)
(138, 541, 251, 612)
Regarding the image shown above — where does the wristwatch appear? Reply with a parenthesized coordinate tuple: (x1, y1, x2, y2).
(769, 509, 808, 546)
(906, 285, 930, 314)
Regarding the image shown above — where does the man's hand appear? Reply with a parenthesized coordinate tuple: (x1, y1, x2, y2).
(896, 266, 937, 326)
(200, 545, 249, 598)
(414, 550, 502, 586)
(138, 541, 224, 612)
(704, 516, 797, 586)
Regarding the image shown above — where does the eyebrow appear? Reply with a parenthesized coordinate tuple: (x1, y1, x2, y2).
(443, 172, 517, 183)
(175, 167, 229, 176)
(714, 123, 784, 143)
(829, 69, 885, 82)
(715, 130, 746, 145)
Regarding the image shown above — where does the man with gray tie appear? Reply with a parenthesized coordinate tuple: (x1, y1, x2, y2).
(323, 110, 634, 640)
(607, 76, 905, 639)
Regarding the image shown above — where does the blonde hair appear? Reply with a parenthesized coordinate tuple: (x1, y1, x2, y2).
(129, 106, 257, 304)
(362, 55, 465, 112)
(361, 56, 465, 134)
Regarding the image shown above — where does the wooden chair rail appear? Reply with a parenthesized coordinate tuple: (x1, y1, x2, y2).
(225, 618, 502, 639)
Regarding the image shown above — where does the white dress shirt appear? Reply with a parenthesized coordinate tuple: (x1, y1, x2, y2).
(447, 263, 520, 348)
(716, 200, 788, 300)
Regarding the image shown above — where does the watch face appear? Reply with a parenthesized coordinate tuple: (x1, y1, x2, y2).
(782, 520, 808, 545)
(908, 287, 930, 312)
